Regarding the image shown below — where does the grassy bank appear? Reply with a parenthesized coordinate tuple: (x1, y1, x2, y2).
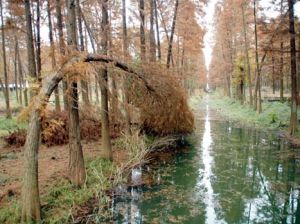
(0, 157, 119, 223)
(206, 93, 292, 130)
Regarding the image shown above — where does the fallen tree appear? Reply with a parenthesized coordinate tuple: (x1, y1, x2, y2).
(21, 53, 194, 222)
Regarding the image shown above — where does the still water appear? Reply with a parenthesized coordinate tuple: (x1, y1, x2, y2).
(112, 103, 300, 224)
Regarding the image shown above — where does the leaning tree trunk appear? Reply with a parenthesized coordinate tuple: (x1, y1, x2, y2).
(100, 0, 112, 160)
(166, 0, 179, 68)
(0, 0, 11, 119)
(288, 0, 297, 135)
(66, 0, 86, 186)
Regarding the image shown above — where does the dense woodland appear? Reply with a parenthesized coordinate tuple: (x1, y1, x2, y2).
(1, 0, 300, 223)
(209, 0, 300, 134)
(0, 0, 205, 222)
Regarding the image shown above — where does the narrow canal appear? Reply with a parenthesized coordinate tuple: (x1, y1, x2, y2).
(113, 97, 300, 224)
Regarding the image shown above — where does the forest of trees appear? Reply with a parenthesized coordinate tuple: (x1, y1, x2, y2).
(209, 0, 300, 135)
(0, 0, 206, 222)
(1, 0, 300, 222)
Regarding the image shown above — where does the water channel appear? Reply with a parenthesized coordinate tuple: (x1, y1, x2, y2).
(112, 98, 300, 224)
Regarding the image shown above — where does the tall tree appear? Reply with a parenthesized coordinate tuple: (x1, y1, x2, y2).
(100, 0, 112, 160)
(122, 0, 131, 135)
(166, 0, 179, 68)
(47, 0, 61, 112)
(56, 0, 68, 110)
(241, 2, 253, 106)
(0, 0, 12, 119)
(288, 0, 297, 135)
(149, 0, 156, 62)
(24, 0, 37, 97)
(76, 0, 90, 106)
(66, 0, 86, 186)
(21, 0, 41, 222)
(139, 0, 146, 61)
(35, 0, 41, 78)
(253, 0, 262, 113)
(154, 0, 161, 60)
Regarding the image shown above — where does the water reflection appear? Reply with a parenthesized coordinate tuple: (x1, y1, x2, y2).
(201, 105, 219, 223)
(111, 103, 300, 223)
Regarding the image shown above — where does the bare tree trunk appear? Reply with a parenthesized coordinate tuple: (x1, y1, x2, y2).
(166, 0, 179, 68)
(14, 38, 19, 104)
(139, 0, 146, 61)
(56, 0, 68, 111)
(280, 0, 284, 102)
(78, 7, 96, 53)
(122, 0, 132, 135)
(242, 2, 253, 106)
(100, 0, 112, 160)
(66, 0, 86, 186)
(16, 40, 27, 106)
(95, 75, 100, 104)
(149, 0, 156, 62)
(0, 0, 12, 119)
(76, 0, 90, 106)
(21, 0, 40, 220)
(21, 109, 41, 223)
(154, 0, 161, 60)
(272, 50, 276, 94)
(158, 8, 175, 67)
(15, 37, 23, 106)
(35, 0, 41, 79)
(47, 0, 61, 112)
(25, 0, 37, 98)
(288, 0, 297, 135)
(254, 0, 262, 113)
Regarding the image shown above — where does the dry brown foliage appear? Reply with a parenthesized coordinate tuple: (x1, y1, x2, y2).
(129, 63, 194, 136)
(3, 129, 26, 147)
(41, 111, 69, 147)
(5, 108, 123, 147)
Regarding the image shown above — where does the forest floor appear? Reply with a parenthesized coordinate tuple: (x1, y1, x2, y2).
(0, 141, 128, 201)
(0, 139, 134, 222)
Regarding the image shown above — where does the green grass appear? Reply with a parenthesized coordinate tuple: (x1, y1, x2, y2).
(0, 117, 27, 137)
(0, 157, 119, 224)
(207, 93, 292, 130)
